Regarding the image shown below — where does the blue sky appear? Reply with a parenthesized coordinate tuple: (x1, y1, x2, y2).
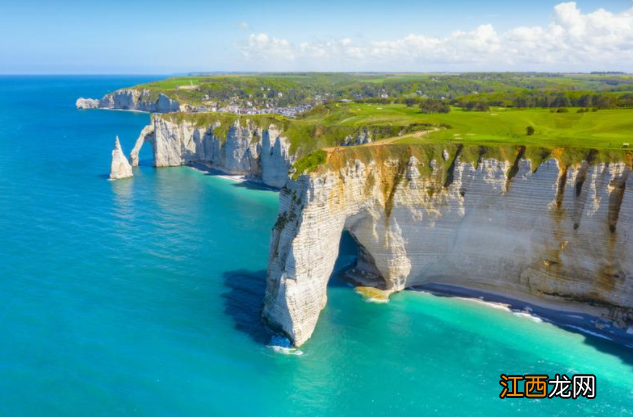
(1, 0, 632, 73)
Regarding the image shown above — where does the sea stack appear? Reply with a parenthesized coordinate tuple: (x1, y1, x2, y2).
(110, 137, 133, 180)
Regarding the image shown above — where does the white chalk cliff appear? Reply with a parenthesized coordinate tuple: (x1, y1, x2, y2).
(341, 129, 372, 146)
(132, 116, 296, 188)
(129, 124, 155, 167)
(110, 137, 133, 180)
(75, 98, 100, 109)
(76, 89, 180, 113)
(263, 146, 633, 346)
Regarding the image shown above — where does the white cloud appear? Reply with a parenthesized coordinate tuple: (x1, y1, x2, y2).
(238, 2, 633, 71)
(243, 33, 295, 60)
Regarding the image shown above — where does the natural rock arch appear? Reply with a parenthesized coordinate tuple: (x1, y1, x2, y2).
(125, 117, 294, 188)
(263, 153, 633, 347)
(129, 124, 155, 167)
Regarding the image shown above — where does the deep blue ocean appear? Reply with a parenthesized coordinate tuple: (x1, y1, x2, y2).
(0, 76, 631, 416)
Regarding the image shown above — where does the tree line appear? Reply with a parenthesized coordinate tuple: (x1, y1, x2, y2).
(361, 92, 633, 111)
(459, 91, 633, 109)
(509, 92, 632, 109)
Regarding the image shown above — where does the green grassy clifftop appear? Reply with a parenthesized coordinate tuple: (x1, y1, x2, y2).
(159, 101, 632, 179)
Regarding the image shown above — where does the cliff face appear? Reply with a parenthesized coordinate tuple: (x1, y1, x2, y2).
(76, 98, 100, 109)
(263, 146, 633, 346)
(129, 124, 155, 167)
(134, 116, 295, 188)
(76, 89, 180, 113)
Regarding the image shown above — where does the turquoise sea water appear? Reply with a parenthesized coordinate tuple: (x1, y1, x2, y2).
(0, 76, 632, 416)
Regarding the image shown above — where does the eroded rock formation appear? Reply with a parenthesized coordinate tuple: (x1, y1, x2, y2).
(76, 98, 100, 109)
(110, 137, 133, 180)
(341, 129, 372, 146)
(263, 145, 633, 346)
(77, 89, 180, 113)
(129, 124, 155, 167)
(132, 116, 296, 188)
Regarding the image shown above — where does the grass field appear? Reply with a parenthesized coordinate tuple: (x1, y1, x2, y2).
(301, 103, 633, 151)
(164, 101, 633, 162)
(162, 99, 632, 179)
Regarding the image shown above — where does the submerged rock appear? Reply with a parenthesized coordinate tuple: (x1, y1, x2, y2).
(110, 137, 133, 180)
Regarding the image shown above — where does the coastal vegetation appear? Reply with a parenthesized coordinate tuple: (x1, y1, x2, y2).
(309, 103, 633, 150)
(133, 72, 633, 110)
(291, 150, 327, 179)
(161, 101, 632, 177)
(418, 99, 451, 114)
(141, 73, 632, 177)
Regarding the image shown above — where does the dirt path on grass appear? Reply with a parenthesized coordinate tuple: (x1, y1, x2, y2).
(323, 128, 437, 154)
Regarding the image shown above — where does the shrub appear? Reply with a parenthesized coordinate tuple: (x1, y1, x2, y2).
(403, 98, 419, 108)
(464, 101, 490, 112)
(556, 108, 569, 113)
(526, 126, 535, 136)
(419, 99, 451, 114)
(291, 149, 327, 179)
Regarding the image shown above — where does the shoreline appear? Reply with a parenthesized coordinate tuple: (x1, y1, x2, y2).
(340, 267, 632, 346)
(77, 106, 151, 114)
(188, 162, 279, 191)
(412, 283, 633, 347)
(102, 108, 150, 114)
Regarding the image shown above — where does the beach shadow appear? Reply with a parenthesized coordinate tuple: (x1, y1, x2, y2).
(231, 181, 278, 192)
(188, 162, 278, 191)
(221, 269, 273, 345)
(327, 231, 360, 288)
(328, 274, 354, 288)
(418, 283, 633, 367)
(221, 232, 359, 343)
(581, 334, 633, 367)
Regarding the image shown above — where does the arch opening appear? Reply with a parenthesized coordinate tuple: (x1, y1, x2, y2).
(329, 226, 390, 295)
